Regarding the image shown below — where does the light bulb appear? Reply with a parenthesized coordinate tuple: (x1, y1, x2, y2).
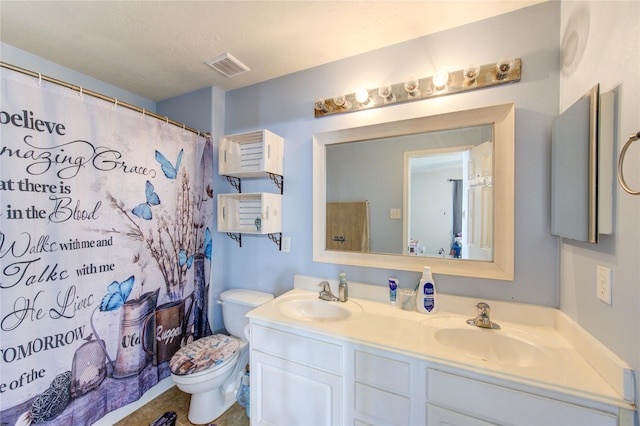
(432, 70, 450, 91)
(496, 57, 514, 80)
(463, 64, 480, 85)
(333, 94, 351, 110)
(404, 78, 420, 98)
(355, 88, 370, 105)
(378, 84, 395, 103)
(314, 98, 329, 113)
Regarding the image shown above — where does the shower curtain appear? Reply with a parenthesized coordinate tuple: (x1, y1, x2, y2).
(0, 69, 213, 425)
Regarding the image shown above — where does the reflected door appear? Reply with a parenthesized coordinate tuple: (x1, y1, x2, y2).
(465, 142, 493, 261)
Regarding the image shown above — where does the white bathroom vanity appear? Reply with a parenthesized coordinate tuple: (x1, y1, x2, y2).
(247, 276, 635, 426)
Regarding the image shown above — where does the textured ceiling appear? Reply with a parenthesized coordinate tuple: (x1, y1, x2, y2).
(1, 1, 543, 102)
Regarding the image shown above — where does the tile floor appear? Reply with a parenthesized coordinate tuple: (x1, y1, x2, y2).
(114, 386, 249, 426)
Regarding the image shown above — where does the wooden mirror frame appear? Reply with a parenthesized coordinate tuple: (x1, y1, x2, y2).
(312, 103, 515, 280)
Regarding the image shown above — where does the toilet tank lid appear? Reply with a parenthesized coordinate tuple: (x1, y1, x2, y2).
(220, 289, 274, 307)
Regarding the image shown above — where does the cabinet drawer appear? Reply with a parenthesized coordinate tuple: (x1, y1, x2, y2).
(355, 350, 410, 395)
(355, 382, 410, 425)
(427, 369, 617, 426)
(251, 323, 342, 374)
(427, 404, 496, 426)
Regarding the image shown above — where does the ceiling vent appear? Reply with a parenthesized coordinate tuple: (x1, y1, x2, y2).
(205, 53, 250, 78)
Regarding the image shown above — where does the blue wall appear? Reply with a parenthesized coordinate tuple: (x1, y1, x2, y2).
(157, 87, 213, 133)
(216, 2, 561, 317)
(1, 2, 561, 333)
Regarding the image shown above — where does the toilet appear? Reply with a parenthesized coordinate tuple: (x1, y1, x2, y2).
(170, 289, 273, 424)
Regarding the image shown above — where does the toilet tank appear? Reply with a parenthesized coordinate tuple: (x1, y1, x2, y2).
(219, 289, 273, 338)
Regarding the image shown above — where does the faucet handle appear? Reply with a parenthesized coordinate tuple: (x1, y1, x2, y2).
(476, 302, 490, 316)
(318, 281, 331, 291)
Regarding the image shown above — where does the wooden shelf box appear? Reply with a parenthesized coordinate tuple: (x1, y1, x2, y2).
(217, 192, 282, 234)
(219, 130, 284, 178)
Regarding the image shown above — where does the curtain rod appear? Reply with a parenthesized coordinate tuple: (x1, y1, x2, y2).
(1, 61, 210, 137)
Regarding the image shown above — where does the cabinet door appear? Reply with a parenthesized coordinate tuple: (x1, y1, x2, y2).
(252, 350, 342, 426)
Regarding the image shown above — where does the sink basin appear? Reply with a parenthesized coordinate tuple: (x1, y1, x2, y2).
(421, 317, 551, 368)
(275, 294, 363, 322)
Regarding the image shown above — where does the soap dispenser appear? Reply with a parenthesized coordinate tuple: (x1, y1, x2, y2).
(338, 272, 348, 302)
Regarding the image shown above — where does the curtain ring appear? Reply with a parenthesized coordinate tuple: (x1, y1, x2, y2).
(37, 73, 42, 87)
(165, 117, 169, 125)
(79, 86, 84, 99)
(617, 131, 640, 195)
(141, 108, 146, 118)
(113, 98, 118, 110)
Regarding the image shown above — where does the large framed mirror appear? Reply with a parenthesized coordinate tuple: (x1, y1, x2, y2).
(313, 103, 514, 280)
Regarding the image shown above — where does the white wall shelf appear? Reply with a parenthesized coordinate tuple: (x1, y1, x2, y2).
(218, 129, 284, 249)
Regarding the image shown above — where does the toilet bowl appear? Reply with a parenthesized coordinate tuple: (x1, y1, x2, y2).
(169, 289, 273, 424)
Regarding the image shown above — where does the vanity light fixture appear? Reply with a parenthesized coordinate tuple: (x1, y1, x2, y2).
(313, 57, 522, 118)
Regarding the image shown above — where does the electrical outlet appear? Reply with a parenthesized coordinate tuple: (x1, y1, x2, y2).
(281, 236, 291, 253)
(596, 265, 612, 305)
(390, 208, 401, 219)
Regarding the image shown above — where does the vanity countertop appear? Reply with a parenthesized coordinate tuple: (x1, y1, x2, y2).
(247, 280, 635, 411)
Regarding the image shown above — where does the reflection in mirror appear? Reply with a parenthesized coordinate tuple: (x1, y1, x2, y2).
(326, 127, 493, 261)
(313, 103, 515, 280)
(407, 148, 468, 258)
(404, 140, 492, 261)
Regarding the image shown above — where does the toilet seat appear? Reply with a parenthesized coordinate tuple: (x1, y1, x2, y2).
(169, 334, 241, 377)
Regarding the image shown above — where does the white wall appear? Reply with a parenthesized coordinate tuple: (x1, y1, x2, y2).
(221, 2, 561, 307)
(558, 1, 640, 420)
(411, 167, 459, 256)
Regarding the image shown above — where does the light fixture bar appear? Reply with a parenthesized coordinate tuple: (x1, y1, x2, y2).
(314, 58, 521, 118)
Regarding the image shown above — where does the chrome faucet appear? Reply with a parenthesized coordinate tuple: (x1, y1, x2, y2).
(318, 281, 348, 302)
(318, 281, 339, 301)
(467, 302, 501, 329)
